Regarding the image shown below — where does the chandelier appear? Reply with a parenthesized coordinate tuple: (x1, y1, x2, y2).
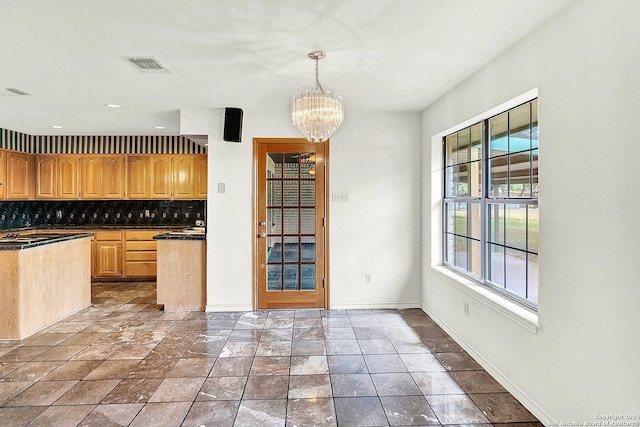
(291, 51, 344, 142)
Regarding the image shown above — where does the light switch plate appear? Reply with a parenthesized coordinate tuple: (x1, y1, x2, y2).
(332, 192, 349, 202)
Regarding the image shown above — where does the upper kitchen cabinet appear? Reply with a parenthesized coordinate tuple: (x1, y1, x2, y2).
(194, 154, 208, 199)
(0, 150, 6, 199)
(6, 150, 34, 199)
(80, 155, 125, 199)
(150, 155, 171, 199)
(172, 155, 195, 199)
(127, 155, 150, 199)
(57, 155, 79, 199)
(36, 155, 58, 198)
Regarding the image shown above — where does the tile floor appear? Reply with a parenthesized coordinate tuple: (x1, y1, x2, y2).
(0, 282, 542, 426)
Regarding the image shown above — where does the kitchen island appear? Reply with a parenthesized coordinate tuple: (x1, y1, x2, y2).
(0, 232, 93, 340)
(154, 228, 206, 311)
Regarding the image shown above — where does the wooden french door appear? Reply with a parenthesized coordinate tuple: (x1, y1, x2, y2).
(254, 138, 327, 309)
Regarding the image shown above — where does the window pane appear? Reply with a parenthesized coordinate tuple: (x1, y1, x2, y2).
(468, 203, 481, 240)
(532, 150, 539, 197)
(528, 253, 539, 304)
(469, 239, 481, 278)
(283, 208, 298, 234)
(283, 236, 298, 262)
(489, 157, 507, 197)
(284, 181, 299, 206)
(487, 204, 504, 245)
(301, 236, 315, 262)
(505, 204, 527, 250)
(445, 134, 457, 166)
(505, 248, 527, 299)
(508, 103, 531, 153)
(454, 203, 467, 236)
(267, 181, 282, 206)
(489, 112, 508, 158)
(528, 206, 539, 253)
(301, 265, 316, 290)
(508, 152, 532, 197)
(267, 208, 282, 234)
(454, 236, 468, 270)
(470, 123, 482, 161)
(284, 265, 298, 290)
(267, 237, 282, 263)
(531, 100, 539, 150)
(267, 153, 282, 178)
(457, 128, 471, 164)
(444, 232, 454, 264)
(487, 244, 505, 287)
(470, 160, 482, 197)
(300, 180, 315, 206)
(445, 166, 457, 197)
(457, 164, 470, 196)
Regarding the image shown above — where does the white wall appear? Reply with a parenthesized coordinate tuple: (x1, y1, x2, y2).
(421, 0, 640, 423)
(206, 109, 422, 311)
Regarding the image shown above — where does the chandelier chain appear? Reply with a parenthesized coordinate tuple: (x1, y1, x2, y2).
(315, 58, 324, 93)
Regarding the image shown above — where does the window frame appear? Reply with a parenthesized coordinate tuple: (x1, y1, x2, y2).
(442, 99, 539, 311)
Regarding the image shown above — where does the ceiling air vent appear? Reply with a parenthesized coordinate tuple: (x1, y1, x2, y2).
(124, 56, 171, 73)
(4, 88, 32, 96)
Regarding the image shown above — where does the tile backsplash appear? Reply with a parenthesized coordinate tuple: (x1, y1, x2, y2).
(0, 200, 206, 230)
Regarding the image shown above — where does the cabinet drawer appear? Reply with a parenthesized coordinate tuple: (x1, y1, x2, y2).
(126, 251, 157, 261)
(95, 230, 123, 241)
(125, 261, 157, 277)
(126, 241, 157, 251)
(125, 230, 159, 240)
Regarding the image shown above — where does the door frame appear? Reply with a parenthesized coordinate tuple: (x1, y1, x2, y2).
(252, 137, 330, 310)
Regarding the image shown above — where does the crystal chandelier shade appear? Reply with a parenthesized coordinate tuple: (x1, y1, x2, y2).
(291, 51, 343, 143)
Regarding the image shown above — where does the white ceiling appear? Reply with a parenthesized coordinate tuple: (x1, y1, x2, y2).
(0, 0, 574, 136)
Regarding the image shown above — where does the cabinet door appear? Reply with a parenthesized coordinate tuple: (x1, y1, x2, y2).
(0, 150, 5, 199)
(58, 155, 79, 199)
(36, 155, 57, 199)
(80, 156, 102, 199)
(95, 241, 122, 277)
(127, 155, 150, 199)
(102, 156, 125, 199)
(194, 154, 208, 199)
(6, 151, 34, 199)
(172, 155, 195, 199)
(150, 155, 171, 199)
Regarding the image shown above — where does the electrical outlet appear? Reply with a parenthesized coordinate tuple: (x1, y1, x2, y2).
(364, 273, 372, 284)
(464, 302, 470, 316)
(217, 182, 226, 193)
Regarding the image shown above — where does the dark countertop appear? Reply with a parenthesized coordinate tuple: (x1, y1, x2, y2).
(154, 228, 206, 241)
(0, 232, 94, 251)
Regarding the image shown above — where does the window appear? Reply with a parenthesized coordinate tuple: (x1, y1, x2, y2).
(443, 99, 538, 309)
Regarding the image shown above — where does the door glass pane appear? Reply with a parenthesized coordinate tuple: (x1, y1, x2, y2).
(267, 236, 282, 263)
(267, 153, 282, 178)
(301, 265, 315, 290)
(301, 236, 315, 262)
(283, 153, 299, 178)
(284, 208, 299, 234)
(284, 181, 299, 206)
(284, 265, 299, 290)
(300, 181, 315, 206)
(267, 208, 282, 234)
(267, 181, 282, 206)
(283, 236, 299, 262)
(268, 265, 282, 290)
(300, 209, 315, 234)
(300, 153, 315, 177)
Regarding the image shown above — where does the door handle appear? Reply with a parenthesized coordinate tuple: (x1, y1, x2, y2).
(259, 232, 267, 238)
(258, 221, 266, 226)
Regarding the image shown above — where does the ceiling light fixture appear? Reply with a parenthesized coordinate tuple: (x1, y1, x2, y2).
(50, 125, 64, 129)
(105, 104, 122, 108)
(154, 125, 166, 130)
(291, 51, 343, 143)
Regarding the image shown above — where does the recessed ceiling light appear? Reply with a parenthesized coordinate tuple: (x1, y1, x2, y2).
(105, 104, 122, 108)
(50, 125, 64, 129)
(154, 126, 166, 130)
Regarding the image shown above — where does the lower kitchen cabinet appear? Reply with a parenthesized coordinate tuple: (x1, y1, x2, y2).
(93, 230, 123, 278)
(124, 230, 162, 278)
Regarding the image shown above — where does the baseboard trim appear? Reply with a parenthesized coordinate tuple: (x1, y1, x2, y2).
(331, 302, 421, 310)
(421, 302, 555, 426)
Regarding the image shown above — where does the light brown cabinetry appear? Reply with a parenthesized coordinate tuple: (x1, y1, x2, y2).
(80, 155, 125, 199)
(127, 156, 150, 199)
(93, 230, 123, 278)
(0, 150, 5, 199)
(6, 150, 34, 199)
(150, 156, 172, 198)
(124, 230, 161, 278)
(195, 154, 208, 199)
(172, 155, 195, 199)
(58, 155, 79, 199)
(36, 155, 58, 198)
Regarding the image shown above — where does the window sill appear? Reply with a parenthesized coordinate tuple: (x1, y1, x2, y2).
(430, 265, 540, 334)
